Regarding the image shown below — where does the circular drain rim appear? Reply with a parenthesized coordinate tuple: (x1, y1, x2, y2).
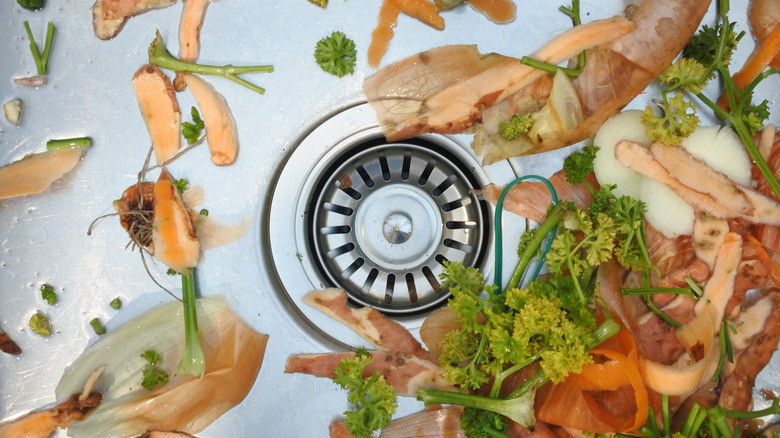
(267, 102, 494, 349)
(308, 138, 488, 314)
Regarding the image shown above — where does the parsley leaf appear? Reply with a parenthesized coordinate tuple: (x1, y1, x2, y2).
(314, 31, 357, 78)
(181, 106, 205, 145)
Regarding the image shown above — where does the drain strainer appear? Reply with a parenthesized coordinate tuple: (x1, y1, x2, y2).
(267, 102, 493, 348)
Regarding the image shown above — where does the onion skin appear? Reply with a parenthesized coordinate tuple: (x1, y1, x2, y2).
(420, 307, 460, 361)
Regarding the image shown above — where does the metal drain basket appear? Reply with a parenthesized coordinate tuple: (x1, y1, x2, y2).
(267, 102, 494, 348)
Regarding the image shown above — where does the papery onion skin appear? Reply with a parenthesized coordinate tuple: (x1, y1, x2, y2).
(56, 296, 268, 438)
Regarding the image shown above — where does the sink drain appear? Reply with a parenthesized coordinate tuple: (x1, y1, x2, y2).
(308, 137, 486, 313)
(267, 102, 493, 347)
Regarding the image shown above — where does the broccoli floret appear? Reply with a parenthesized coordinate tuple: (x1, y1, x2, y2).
(17, 0, 44, 10)
(333, 348, 397, 437)
(314, 31, 357, 78)
(499, 114, 533, 140)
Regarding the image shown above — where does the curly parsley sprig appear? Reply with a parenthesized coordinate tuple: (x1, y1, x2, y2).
(333, 348, 397, 437)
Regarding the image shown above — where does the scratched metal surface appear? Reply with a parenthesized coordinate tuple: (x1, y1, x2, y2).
(0, 0, 776, 437)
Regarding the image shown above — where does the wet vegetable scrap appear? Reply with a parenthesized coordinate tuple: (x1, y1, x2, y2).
(367, 0, 517, 68)
(0, 146, 88, 200)
(55, 297, 268, 438)
(0, 330, 21, 355)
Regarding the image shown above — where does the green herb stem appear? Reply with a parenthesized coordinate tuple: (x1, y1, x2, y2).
(148, 31, 272, 95)
(176, 270, 205, 377)
(46, 136, 93, 149)
(23, 21, 55, 76)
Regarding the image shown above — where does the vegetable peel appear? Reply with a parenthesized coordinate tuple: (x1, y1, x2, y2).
(55, 296, 268, 438)
(0, 147, 87, 200)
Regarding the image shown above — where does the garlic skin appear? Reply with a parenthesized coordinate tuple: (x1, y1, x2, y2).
(3, 98, 23, 127)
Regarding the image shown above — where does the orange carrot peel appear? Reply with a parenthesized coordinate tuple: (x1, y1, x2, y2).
(152, 168, 200, 274)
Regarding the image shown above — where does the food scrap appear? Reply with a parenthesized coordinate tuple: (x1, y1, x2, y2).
(3, 99, 23, 126)
(0, 145, 88, 200)
(314, 31, 357, 77)
(18, 21, 55, 87)
(40, 284, 57, 305)
(133, 64, 182, 165)
(55, 297, 268, 438)
(0, 368, 103, 438)
(0, 330, 21, 356)
(366, 0, 516, 68)
(91, 0, 176, 40)
(28, 312, 51, 337)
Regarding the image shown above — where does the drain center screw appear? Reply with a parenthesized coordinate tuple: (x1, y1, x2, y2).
(383, 213, 412, 244)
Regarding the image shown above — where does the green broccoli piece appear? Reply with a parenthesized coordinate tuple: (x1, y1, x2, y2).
(141, 349, 169, 391)
(498, 114, 533, 140)
(40, 283, 57, 305)
(314, 31, 357, 78)
(333, 348, 397, 437)
(29, 312, 52, 337)
(17, 0, 44, 10)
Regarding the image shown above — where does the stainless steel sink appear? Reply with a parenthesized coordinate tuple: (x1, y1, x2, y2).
(0, 0, 776, 436)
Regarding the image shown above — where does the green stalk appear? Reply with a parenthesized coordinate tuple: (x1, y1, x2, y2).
(521, 0, 586, 77)
(176, 270, 205, 377)
(40, 21, 55, 73)
(418, 386, 537, 428)
(46, 136, 92, 149)
(505, 202, 565, 291)
(148, 31, 273, 94)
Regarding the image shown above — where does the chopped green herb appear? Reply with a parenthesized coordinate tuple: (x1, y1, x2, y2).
(173, 178, 189, 194)
(29, 312, 52, 336)
(40, 283, 57, 305)
(89, 317, 105, 335)
(141, 349, 162, 366)
(181, 106, 205, 145)
(110, 297, 122, 310)
(140, 349, 169, 391)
